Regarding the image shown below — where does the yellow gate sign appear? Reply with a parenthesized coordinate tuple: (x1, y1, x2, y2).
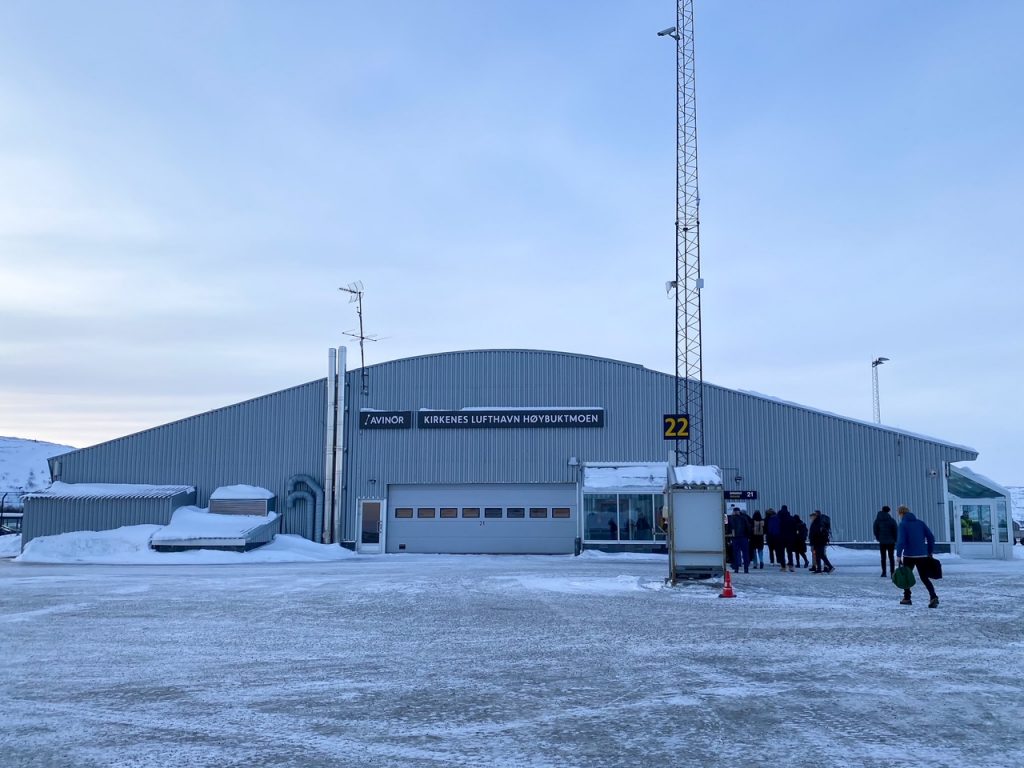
(663, 414, 690, 440)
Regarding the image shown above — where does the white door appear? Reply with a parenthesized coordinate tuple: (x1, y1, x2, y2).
(357, 499, 385, 554)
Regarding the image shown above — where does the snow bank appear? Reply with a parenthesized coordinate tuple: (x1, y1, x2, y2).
(0, 533, 22, 558)
(150, 506, 277, 542)
(582, 463, 668, 492)
(15, 527, 356, 565)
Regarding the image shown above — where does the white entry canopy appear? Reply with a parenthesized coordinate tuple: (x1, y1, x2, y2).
(582, 463, 669, 493)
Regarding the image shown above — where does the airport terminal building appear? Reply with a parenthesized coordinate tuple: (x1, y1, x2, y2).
(31, 348, 1015, 559)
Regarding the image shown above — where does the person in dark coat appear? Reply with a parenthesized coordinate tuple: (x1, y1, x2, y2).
(895, 505, 939, 607)
(727, 506, 751, 573)
(808, 510, 834, 573)
(792, 513, 810, 568)
(776, 505, 794, 572)
(873, 505, 899, 577)
(749, 510, 765, 569)
(764, 509, 778, 565)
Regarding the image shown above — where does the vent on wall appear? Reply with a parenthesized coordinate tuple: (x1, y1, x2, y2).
(210, 497, 276, 516)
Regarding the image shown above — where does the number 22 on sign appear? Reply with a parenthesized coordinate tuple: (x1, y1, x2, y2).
(662, 414, 690, 440)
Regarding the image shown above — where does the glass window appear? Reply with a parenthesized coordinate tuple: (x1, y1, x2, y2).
(440, 507, 458, 519)
(462, 507, 480, 518)
(618, 494, 654, 541)
(506, 507, 525, 519)
(584, 493, 618, 541)
(960, 504, 992, 542)
(529, 508, 548, 519)
(552, 507, 571, 519)
(997, 501, 1008, 543)
(654, 496, 667, 540)
(395, 507, 413, 519)
(484, 507, 502, 519)
(417, 508, 436, 519)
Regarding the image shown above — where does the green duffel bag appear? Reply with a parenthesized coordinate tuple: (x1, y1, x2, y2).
(892, 564, 916, 590)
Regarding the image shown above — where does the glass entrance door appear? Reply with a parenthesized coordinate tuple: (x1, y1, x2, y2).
(358, 500, 384, 553)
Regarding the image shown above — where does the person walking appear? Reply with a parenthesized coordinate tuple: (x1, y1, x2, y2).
(749, 510, 765, 569)
(776, 505, 794, 571)
(792, 513, 810, 568)
(728, 506, 751, 573)
(873, 505, 898, 577)
(895, 505, 939, 608)
(764, 508, 778, 566)
(808, 510, 834, 573)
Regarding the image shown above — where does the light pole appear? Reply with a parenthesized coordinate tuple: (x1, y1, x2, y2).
(871, 356, 889, 423)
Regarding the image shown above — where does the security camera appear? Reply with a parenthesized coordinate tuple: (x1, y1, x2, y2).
(657, 27, 677, 37)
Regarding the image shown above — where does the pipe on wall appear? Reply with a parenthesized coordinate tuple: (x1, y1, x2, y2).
(287, 474, 324, 543)
(285, 489, 315, 540)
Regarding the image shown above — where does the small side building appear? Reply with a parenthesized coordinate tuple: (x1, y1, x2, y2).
(21, 483, 196, 549)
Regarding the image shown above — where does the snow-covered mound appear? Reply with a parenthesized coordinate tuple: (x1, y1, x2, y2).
(15, 526, 357, 564)
(0, 436, 75, 498)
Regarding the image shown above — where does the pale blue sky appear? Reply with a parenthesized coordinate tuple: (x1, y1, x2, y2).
(1, 1, 1021, 484)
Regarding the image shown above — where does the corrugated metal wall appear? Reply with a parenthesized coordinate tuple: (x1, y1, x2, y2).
(22, 490, 195, 547)
(50, 381, 326, 537)
(341, 350, 976, 545)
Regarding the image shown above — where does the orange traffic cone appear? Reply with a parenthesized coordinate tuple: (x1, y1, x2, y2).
(719, 570, 736, 599)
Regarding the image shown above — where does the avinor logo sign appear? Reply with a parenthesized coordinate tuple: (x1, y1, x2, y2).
(359, 411, 412, 429)
(418, 408, 604, 429)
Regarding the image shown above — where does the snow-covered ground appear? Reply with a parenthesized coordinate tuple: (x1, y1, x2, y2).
(2, 546, 1023, 768)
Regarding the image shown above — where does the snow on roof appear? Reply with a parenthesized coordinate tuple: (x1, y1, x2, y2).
(23, 481, 195, 500)
(209, 485, 274, 500)
(150, 506, 278, 542)
(950, 464, 1012, 498)
(583, 463, 668, 492)
(672, 465, 723, 487)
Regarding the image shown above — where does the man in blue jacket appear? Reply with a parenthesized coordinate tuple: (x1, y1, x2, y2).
(895, 505, 939, 608)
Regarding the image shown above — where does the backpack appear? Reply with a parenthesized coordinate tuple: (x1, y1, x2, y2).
(820, 514, 832, 542)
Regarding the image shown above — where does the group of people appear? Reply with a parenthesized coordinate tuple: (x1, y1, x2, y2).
(725, 502, 940, 608)
(726, 505, 834, 575)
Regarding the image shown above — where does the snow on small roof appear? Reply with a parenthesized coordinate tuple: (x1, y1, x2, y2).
(672, 465, 723, 487)
(150, 506, 278, 542)
(210, 485, 274, 500)
(583, 463, 668, 492)
(950, 464, 1011, 498)
(23, 481, 195, 500)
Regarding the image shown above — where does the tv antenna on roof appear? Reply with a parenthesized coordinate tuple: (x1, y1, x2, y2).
(338, 281, 379, 395)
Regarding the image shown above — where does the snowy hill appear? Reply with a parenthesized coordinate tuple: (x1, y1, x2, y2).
(1010, 486, 1024, 523)
(0, 436, 75, 504)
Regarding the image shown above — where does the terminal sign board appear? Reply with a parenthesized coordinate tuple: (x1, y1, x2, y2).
(418, 408, 604, 429)
(724, 491, 758, 500)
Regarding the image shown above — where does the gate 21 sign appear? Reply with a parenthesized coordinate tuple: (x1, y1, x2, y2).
(662, 414, 690, 440)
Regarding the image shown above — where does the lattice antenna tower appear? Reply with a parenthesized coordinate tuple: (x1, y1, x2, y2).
(660, 0, 705, 466)
(338, 281, 379, 395)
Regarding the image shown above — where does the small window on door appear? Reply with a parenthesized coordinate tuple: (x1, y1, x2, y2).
(529, 508, 548, 519)
(395, 507, 413, 519)
(484, 507, 502, 518)
(417, 508, 436, 519)
(506, 507, 525, 518)
(440, 507, 458, 519)
(462, 507, 481, 518)
(552, 507, 571, 518)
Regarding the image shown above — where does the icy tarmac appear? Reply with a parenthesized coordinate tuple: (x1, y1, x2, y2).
(2, 549, 1023, 767)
